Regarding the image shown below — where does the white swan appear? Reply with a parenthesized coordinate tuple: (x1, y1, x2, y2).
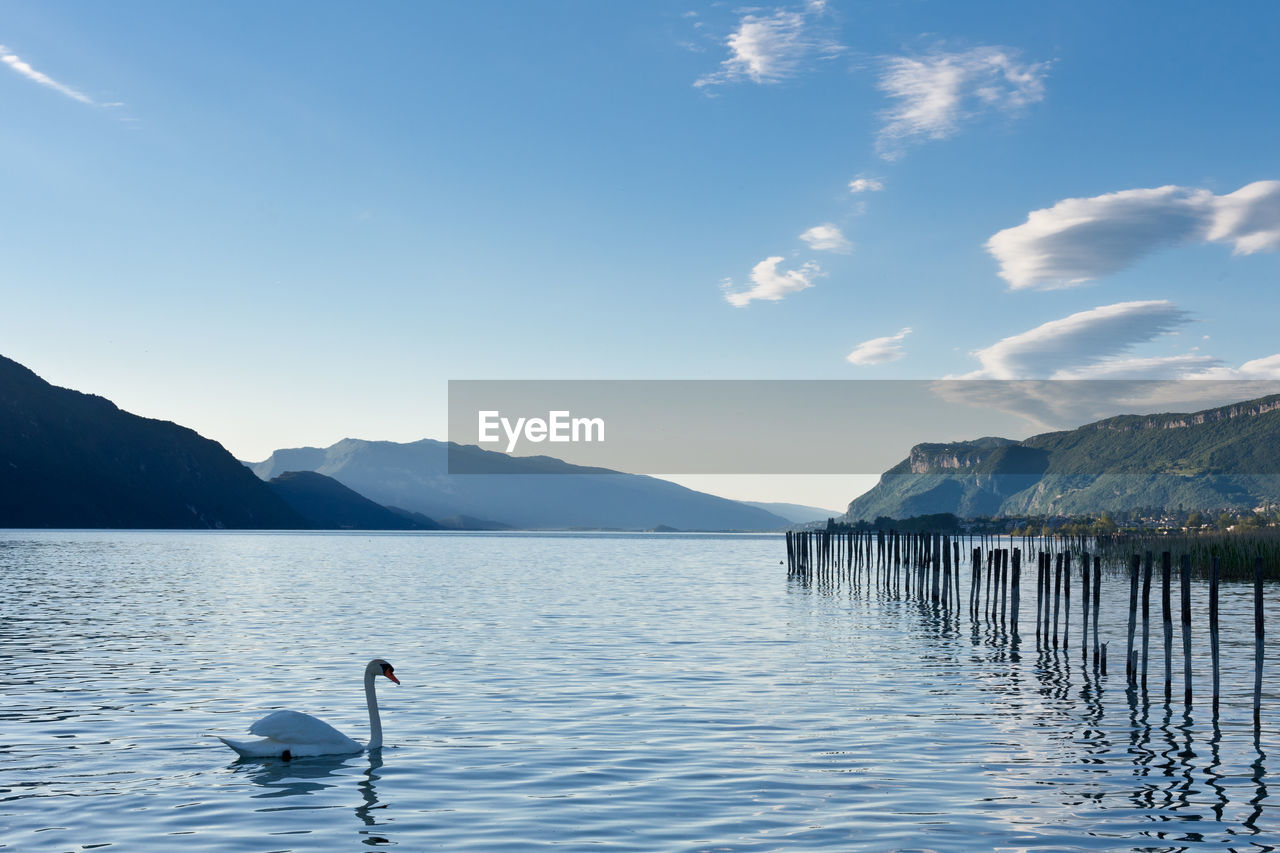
(218, 658, 400, 759)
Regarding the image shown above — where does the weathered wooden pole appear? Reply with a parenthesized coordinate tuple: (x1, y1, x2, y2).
(1142, 551, 1153, 692)
(1037, 552, 1046, 645)
(970, 547, 980, 621)
(982, 549, 992, 620)
(1052, 552, 1062, 648)
(1254, 556, 1264, 729)
(1162, 551, 1173, 703)
(1210, 555, 1220, 711)
(1063, 552, 1071, 652)
(967, 547, 977, 619)
(1180, 554, 1192, 705)
(942, 534, 953, 607)
(1081, 552, 1091, 660)
(1011, 548, 1021, 636)
(953, 541, 961, 611)
(931, 534, 941, 604)
(1091, 554, 1101, 672)
(999, 549, 1009, 628)
(1126, 554, 1140, 684)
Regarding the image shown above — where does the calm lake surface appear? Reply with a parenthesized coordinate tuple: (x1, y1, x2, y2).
(2, 531, 1277, 851)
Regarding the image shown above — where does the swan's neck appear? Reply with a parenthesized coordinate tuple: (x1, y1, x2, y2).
(364, 668, 383, 750)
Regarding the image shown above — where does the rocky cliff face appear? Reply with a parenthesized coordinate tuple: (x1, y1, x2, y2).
(1089, 395, 1280, 432)
(842, 395, 1280, 521)
(907, 438, 1018, 473)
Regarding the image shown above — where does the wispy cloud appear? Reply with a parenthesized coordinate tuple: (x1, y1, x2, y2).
(848, 176, 885, 194)
(847, 327, 911, 365)
(695, 6, 842, 89)
(0, 45, 92, 104)
(1051, 354, 1221, 380)
(876, 47, 1047, 160)
(1189, 354, 1280, 380)
(799, 223, 852, 253)
(986, 180, 1280, 290)
(723, 256, 823, 307)
(962, 300, 1193, 379)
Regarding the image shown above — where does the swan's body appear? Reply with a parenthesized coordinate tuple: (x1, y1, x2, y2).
(218, 658, 399, 759)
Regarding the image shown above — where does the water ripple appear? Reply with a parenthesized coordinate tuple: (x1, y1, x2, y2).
(1, 531, 1277, 851)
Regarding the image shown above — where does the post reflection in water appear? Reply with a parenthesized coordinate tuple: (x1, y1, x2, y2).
(797, 573, 1278, 849)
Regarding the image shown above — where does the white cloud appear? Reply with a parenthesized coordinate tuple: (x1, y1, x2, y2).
(987, 180, 1280, 290)
(0, 45, 92, 104)
(963, 300, 1192, 379)
(876, 47, 1046, 159)
(695, 7, 842, 88)
(1205, 180, 1280, 254)
(848, 176, 885, 194)
(847, 327, 911, 365)
(1189, 353, 1280, 380)
(799, 223, 852, 253)
(723, 256, 823, 307)
(1052, 354, 1220, 380)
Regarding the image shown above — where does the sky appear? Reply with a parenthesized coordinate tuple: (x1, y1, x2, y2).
(3, 1, 1279, 511)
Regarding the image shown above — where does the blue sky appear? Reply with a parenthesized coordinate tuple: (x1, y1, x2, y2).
(3, 2, 1279, 509)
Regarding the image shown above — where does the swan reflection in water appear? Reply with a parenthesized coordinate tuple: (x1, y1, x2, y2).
(233, 750, 389, 834)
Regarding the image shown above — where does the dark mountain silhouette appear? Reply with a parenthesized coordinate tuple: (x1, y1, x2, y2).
(267, 471, 440, 530)
(0, 355, 303, 528)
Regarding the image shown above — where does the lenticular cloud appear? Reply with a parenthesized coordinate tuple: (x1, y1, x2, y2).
(986, 180, 1280, 290)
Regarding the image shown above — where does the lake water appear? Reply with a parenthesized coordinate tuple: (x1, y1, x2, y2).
(1, 531, 1277, 851)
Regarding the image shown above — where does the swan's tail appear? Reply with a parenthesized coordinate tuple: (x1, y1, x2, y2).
(216, 736, 259, 758)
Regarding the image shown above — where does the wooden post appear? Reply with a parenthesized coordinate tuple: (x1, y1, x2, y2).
(1044, 551, 1053, 642)
(1142, 551, 1153, 692)
(970, 547, 980, 621)
(1255, 556, 1264, 729)
(1180, 554, 1192, 705)
(999, 549, 1009, 628)
(1162, 551, 1173, 703)
(1052, 552, 1062, 649)
(1126, 554, 1140, 684)
(1210, 555, 1220, 711)
(1063, 552, 1071, 652)
(1011, 548, 1021, 636)
(953, 540, 961, 611)
(984, 549, 994, 620)
(1081, 552, 1091, 660)
(1037, 553, 1046, 645)
(942, 535, 952, 609)
(1092, 554, 1101, 672)
(931, 533, 941, 604)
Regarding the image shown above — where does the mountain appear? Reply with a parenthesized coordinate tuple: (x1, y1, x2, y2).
(741, 501, 842, 524)
(0, 355, 303, 529)
(267, 471, 440, 530)
(250, 438, 792, 531)
(843, 395, 1280, 521)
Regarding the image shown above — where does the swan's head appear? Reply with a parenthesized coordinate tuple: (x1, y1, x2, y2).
(371, 658, 400, 685)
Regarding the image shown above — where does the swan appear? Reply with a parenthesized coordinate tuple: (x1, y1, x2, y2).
(217, 658, 400, 759)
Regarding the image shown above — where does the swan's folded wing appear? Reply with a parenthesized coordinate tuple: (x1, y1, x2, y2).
(248, 709, 358, 749)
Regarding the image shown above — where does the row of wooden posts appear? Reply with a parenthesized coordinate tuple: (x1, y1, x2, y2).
(784, 529, 1266, 724)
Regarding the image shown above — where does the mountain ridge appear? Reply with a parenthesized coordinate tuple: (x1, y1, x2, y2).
(843, 393, 1280, 522)
(250, 438, 792, 531)
(0, 354, 304, 529)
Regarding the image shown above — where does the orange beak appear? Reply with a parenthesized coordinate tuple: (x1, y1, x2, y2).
(386, 672, 401, 685)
